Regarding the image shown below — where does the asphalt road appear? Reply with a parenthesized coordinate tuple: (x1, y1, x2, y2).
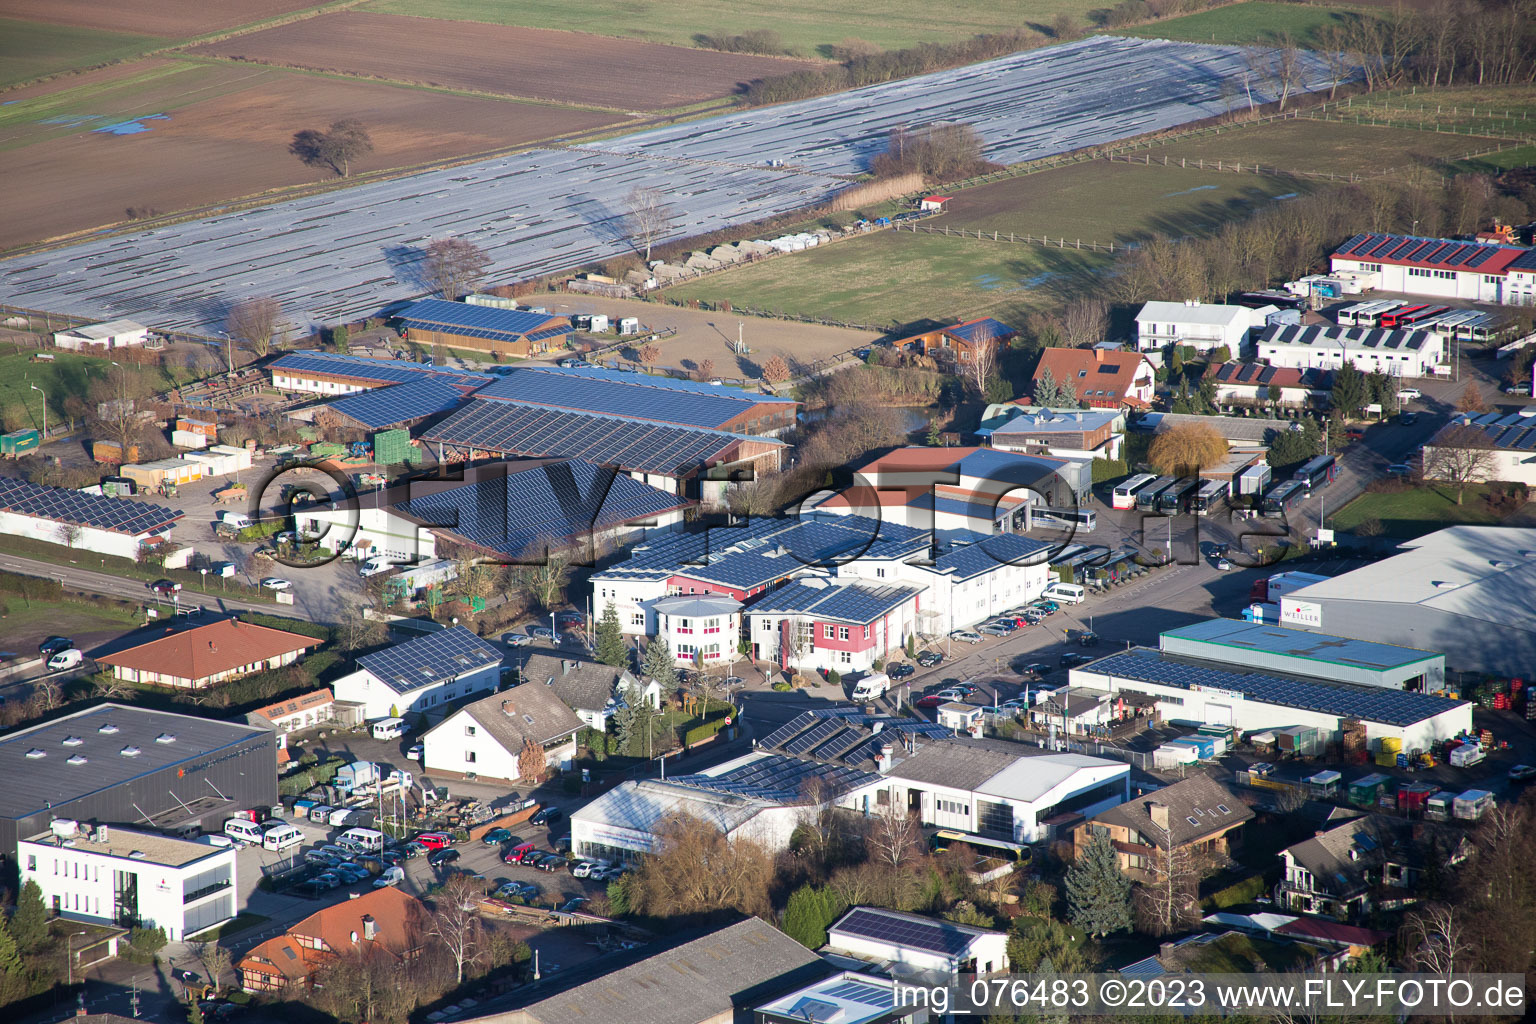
(0, 553, 289, 618)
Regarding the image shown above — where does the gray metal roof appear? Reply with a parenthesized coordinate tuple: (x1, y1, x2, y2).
(1160, 619, 1439, 671)
(270, 352, 492, 390)
(1258, 323, 1434, 352)
(0, 705, 269, 821)
(356, 625, 502, 694)
(475, 365, 790, 429)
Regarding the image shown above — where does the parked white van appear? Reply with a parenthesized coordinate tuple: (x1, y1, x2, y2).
(339, 827, 385, 854)
(370, 717, 405, 741)
(216, 511, 253, 530)
(224, 819, 264, 846)
(1042, 582, 1086, 605)
(261, 825, 304, 852)
(358, 558, 392, 578)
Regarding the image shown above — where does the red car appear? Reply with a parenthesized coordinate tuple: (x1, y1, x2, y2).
(504, 842, 537, 864)
(413, 832, 451, 851)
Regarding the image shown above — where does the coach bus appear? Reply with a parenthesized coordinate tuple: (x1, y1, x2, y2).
(1260, 479, 1307, 518)
(1292, 454, 1338, 492)
(1112, 473, 1159, 510)
(1392, 304, 1453, 329)
(1337, 300, 1400, 327)
(929, 829, 1031, 864)
(1156, 477, 1200, 515)
(1136, 476, 1178, 512)
(1035, 508, 1097, 532)
(1193, 479, 1230, 515)
(1354, 301, 1409, 328)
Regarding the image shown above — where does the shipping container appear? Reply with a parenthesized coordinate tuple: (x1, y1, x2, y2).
(1, 429, 40, 458)
(1348, 773, 1390, 806)
(1425, 791, 1455, 822)
(175, 418, 218, 438)
(170, 429, 209, 450)
(1453, 789, 1494, 821)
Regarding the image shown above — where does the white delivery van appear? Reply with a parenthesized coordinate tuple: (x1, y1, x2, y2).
(358, 558, 391, 578)
(328, 807, 357, 828)
(217, 510, 253, 530)
(373, 865, 405, 888)
(46, 649, 84, 671)
(1042, 582, 1086, 605)
(224, 819, 264, 846)
(262, 825, 304, 852)
(850, 672, 891, 702)
(370, 717, 405, 741)
(339, 827, 385, 854)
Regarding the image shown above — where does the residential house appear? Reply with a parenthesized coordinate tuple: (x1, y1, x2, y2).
(420, 684, 584, 782)
(652, 594, 746, 669)
(745, 578, 920, 674)
(1255, 323, 1445, 378)
(890, 317, 1015, 369)
(981, 405, 1125, 461)
(1134, 301, 1272, 357)
(247, 689, 338, 762)
(1277, 814, 1467, 921)
(238, 887, 427, 993)
(1208, 362, 1334, 409)
(1426, 411, 1536, 486)
(1074, 775, 1254, 879)
(517, 653, 659, 733)
(1119, 930, 1324, 977)
(827, 906, 1009, 975)
(331, 625, 502, 720)
(96, 618, 318, 691)
(1032, 347, 1156, 409)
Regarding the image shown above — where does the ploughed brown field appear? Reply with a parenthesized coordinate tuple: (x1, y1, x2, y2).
(0, 0, 326, 36)
(1, 64, 623, 248)
(191, 11, 825, 110)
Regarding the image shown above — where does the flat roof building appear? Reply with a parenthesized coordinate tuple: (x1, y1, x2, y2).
(0, 476, 183, 562)
(757, 971, 926, 1024)
(1159, 619, 1445, 691)
(827, 906, 1009, 976)
(0, 704, 277, 858)
(268, 351, 493, 395)
(1278, 525, 1536, 677)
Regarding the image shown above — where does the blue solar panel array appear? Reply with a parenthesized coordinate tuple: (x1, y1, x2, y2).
(670, 752, 879, 802)
(270, 352, 492, 391)
(749, 580, 918, 623)
(403, 459, 685, 557)
(935, 533, 1052, 580)
(758, 708, 951, 768)
(549, 365, 796, 403)
(1260, 324, 1431, 352)
(821, 980, 894, 1008)
(423, 399, 766, 475)
(1089, 649, 1469, 726)
(1336, 232, 1519, 271)
(401, 299, 570, 342)
(356, 625, 502, 693)
(0, 477, 182, 535)
(475, 367, 777, 430)
(325, 377, 468, 429)
(947, 317, 1015, 344)
(833, 908, 976, 958)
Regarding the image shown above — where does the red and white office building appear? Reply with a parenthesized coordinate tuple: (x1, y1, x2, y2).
(651, 595, 744, 667)
(744, 578, 920, 674)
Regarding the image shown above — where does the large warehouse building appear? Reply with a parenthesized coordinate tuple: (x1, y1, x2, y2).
(1279, 525, 1536, 677)
(1329, 232, 1534, 305)
(0, 705, 277, 859)
(1071, 648, 1472, 753)
(1159, 619, 1446, 692)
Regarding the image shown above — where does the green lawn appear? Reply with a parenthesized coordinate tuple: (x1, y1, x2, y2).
(664, 229, 1107, 329)
(1142, 119, 1504, 176)
(0, 597, 140, 646)
(1450, 143, 1536, 173)
(358, 0, 1105, 56)
(1332, 483, 1505, 538)
(0, 350, 165, 434)
(1117, 1, 1376, 46)
(0, 19, 167, 88)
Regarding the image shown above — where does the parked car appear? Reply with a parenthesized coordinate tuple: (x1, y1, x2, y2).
(529, 626, 556, 640)
(505, 842, 537, 864)
(1399, 411, 1419, 425)
(1077, 630, 1099, 647)
(1031, 600, 1059, 615)
(996, 697, 1028, 711)
(373, 866, 405, 888)
(571, 860, 603, 879)
(428, 849, 460, 867)
(916, 650, 943, 668)
(312, 872, 342, 891)
(46, 648, 84, 671)
(495, 881, 538, 901)
(414, 832, 451, 851)
(978, 623, 1011, 637)
(1345, 427, 1366, 441)
(888, 662, 916, 679)
(1398, 387, 1422, 400)
(304, 850, 338, 867)
(1216, 558, 1232, 571)
(1509, 764, 1536, 782)
(503, 633, 533, 647)
(149, 579, 182, 596)
(401, 842, 427, 858)
(558, 897, 590, 913)
(1060, 652, 1094, 668)
(481, 828, 514, 846)
(406, 743, 423, 761)
(1387, 463, 1413, 477)
(1022, 662, 1050, 676)
(914, 693, 949, 708)
(535, 854, 563, 872)
(530, 806, 562, 827)
(38, 636, 72, 656)
(336, 864, 370, 884)
(259, 577, 292, 591)
(1506, 384, 1533, 396)
(950, 629, 983, 644)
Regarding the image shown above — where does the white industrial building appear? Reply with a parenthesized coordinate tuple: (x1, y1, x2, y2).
(421, 684, 582, 783)
(1134, 301, 1271, 356)
(19, 821, 237, 941)
(1159, 619, 1446, 691)
(52, 319, 149, 351)
(331, 626, 502, 720)
(1279, 525, 1536, 678)
(1070, 648, 1472, 753)
(1330, 232, 1532, 305)
(1425, 411, 1536, 486)
(827, 907, 1010, 975)
(0, 476, 183, 561)
(1255, 323, 1445, 378)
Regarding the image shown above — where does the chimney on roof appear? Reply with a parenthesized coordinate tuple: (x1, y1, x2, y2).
(562, 660, 575, 675)
(501, 700, 516, 717)
(362, 915, 377, 941)
(1159, 942, 1177, 962)
(875, 743, 894, 773)
(1095, 348, 1105, 362)
(209, 641, 217, 653)
(1148, 801, 1170, 832)
(231, 617, 240, 627)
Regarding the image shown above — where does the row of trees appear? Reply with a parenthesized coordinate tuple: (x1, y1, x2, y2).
(869, 124, 1000, 181)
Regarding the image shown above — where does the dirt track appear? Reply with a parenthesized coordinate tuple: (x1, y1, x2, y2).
(1, 0, 324, 35)
(192, 11, 824, 110)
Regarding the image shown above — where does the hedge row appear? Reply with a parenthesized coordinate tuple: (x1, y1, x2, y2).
(684, 716, 731, 747)
(1203, 874, 1267, 910)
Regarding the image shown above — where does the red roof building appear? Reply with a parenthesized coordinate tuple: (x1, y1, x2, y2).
(238, 886, 427, 993)
(889, 317, 1015, 369)
(1031, 347, 1155, 409)
(98, 618, 319, 691)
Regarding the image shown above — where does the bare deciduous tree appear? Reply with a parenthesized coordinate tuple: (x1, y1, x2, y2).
(424, 238, 492, 300)
(625, 187, 675, 262)
(963, 323, 1000, 398)
(1060, 297, 1109, 348)
(429, 874, 485, 986)
(1423, 425, 1496, 504)
(638, 344, 661, 373)
(866, 798, 920, 868)
(1401, 902, 1467, 973)
(227, 297, 282, 360)
(760, 355, 791, 385)
(290, 119, 374, 178)
(630, 813, 773, 918)
(1134, 842, 1201, 936)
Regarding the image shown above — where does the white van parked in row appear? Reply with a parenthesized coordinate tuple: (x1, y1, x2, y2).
(1042, 582, 1086, 605)
(371, 717, 404, 741)
(339, 827, 385, 854)
(224, 819, 264, 846)
(262, 825, 304, 852)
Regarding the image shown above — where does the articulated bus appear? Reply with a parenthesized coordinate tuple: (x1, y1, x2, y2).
(1193, 479, 1230, 515)
(1136, 476, 1178, 512)
(1156, 477, 1200, 515)
(1261, 479, 1307, 518)
(929, 829, 1031, 864)
(1292, 454, 1338, 492)
(1112, 473, 1159, 510)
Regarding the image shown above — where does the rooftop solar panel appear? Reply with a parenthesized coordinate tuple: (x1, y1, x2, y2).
(834, 909, 976, 958)
(1445, 246, 1475, 266)
(1467, 247, 1496, 268)
(0, 477, 183, 535)
(476, 367, 772, 430)
(759, 713, 818, 750)
(270, 352, 491, 390)
(402, 298, 565, 338)
(325, 377, 468, 429)
(1385, 238, 1417, 260)
(783, 718, 844, 755)
(355, 625, 501, 693)
(822, 980, 895, 1007)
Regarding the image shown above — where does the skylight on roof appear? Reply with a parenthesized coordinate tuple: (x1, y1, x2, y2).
(155, 733, 176, 744)
(120, 746, 141, 758)
(61, 736, 83, 747)
(25, 749, 45, 759)
(98, 724, 119, 735)
(66, 755, 87, 765)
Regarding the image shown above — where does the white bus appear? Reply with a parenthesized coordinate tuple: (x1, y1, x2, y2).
(1112, 473, 1159, 510)
(1035, 508, 1096, 532)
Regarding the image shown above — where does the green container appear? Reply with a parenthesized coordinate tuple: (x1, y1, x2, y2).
(1, 429, 40, 456)
(373, 428, 418, 466)
(309, 442, 346, 459)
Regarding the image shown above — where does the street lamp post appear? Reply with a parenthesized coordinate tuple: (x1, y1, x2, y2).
(29, 384, 45, 439)
(66, 930, 86, 986)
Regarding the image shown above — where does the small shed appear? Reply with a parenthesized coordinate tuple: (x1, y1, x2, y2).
(937, 702, 983, 734)
(919, 196, 952, 212)
(53, 319, 149, 351)
(1303, 769, 1341, 798)
(1347, 772, 1390, 807)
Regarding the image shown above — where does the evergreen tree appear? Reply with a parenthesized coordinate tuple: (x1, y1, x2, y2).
(984, 374, 1013, 404)
(640, 636, 678, 690)
(1064, 833, 1132, 938)
(1332, 360, 1367, 417)
(1034, 367, 1063, 407)
(1326, 410, 1347, 453)
(595, 602, 627, 668)
(11, 880, 47, 954)
(186, 996, 205, 1024)
(1168, 345, 1185, 378)
(926, 419, 944, 446)
(0, 917, 21, 976)
(781, 885, 845, 949)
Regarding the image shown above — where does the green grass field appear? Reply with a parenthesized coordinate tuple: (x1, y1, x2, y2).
(1335, 85, 1536, 139)
(0, 19, 167, 89)
(665, 230, 1106, 329)
(1332, 483, 1504, 538)
(358, 0, 1103, 56)
(1450, 144, 1536, 173)
(0, 351, 164, 434)
(1141, 118, 1506, 175)
(1118, 1, 1374, 46)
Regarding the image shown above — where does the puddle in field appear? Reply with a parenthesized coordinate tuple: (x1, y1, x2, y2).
(1163, 184, 1218, 197)
(1273, 192, 1300, 200)
(93, 113, 169, 135)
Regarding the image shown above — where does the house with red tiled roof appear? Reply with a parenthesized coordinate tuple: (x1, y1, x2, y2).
(237, 886, 427, 993)
(97, 617, 319, 691)
(890, 317, 1015, 370)
(1032, 347, 1155, 409)
(1208, 362, 1334, 408)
